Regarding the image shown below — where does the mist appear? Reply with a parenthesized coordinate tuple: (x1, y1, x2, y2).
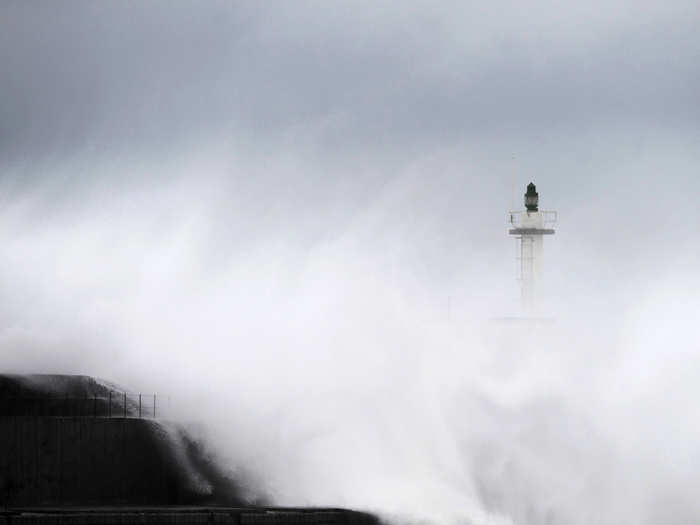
(2, 1, 700, 524)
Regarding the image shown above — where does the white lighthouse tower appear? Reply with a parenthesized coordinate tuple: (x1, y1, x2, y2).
(508, 183, 556, 313)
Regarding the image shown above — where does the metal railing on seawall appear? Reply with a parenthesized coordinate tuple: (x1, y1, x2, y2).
(0, 393, 171, 418)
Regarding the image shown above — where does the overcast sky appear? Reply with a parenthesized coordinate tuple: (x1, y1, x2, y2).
(1, 2, 700, 524)
(2, 1, 699, 241)
(1, 1, 698, 275)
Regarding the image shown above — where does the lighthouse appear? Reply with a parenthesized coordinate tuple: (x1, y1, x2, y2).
(508, 183, 557, 313)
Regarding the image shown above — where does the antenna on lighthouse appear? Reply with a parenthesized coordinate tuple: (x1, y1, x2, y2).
(508, 183, 557, 313)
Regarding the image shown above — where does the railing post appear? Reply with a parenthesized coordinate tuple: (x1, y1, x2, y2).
(153, 394, 156, 419)
(138, 394, 142, 418)
(123, 392, 127, 418)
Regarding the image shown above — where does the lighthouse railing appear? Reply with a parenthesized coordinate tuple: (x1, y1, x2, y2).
(508, 210, 557, 229)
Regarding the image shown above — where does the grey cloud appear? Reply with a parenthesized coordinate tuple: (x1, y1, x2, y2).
(1, 1, 698, 163)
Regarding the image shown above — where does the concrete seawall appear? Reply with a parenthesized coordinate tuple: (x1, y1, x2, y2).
(0, 375, 381, 524)
(0, 417, 201, 506)
(0, 508, 379, 525)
